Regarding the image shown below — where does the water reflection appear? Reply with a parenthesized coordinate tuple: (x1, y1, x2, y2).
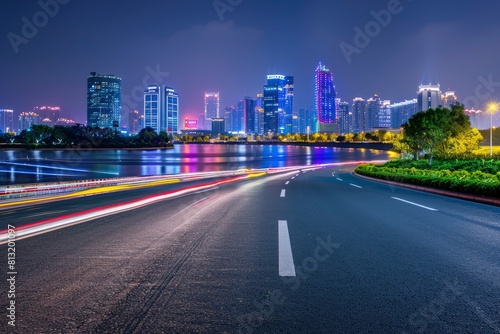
(0, 144, 391, 185)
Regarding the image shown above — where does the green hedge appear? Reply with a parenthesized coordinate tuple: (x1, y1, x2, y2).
(355, 164, 500, 197)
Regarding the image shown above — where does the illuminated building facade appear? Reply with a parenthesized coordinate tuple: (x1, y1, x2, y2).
(0, 109, 14, 133)
(204, 92, 220, 129)
(87, 72, 122, 128)
(263, 74, 293, 135)
(417, 84, 441, 111)
(144, 85, 179, 135)
(129, 109, 143, 134)
(315, 62, 336, 124)
(184, 118, 198, 129)
(34, 106, 60, 124)
(19, 112, 41, 132)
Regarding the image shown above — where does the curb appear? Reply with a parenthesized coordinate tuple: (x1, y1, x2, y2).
(353, 172, 500, 207)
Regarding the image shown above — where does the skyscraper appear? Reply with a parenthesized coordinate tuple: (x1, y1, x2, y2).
(0, 109, 14, 134)
(352, 97, 366, 134)
(315, 62, 336, 125)
(284, 76, 294, 134)
(263, 74, 293, 135)
(34, 106, 60, 124)
(244, 97, 255, 134)
(19, 112, 41, 132)
(87, 72, 122, 128)
(441, 91, 458, 108)
(205, 92, 220, 129)
(165, 87, 179, 135)
(128, 109, 142, 134)
(417, 84, 441, 111)
(336, 100, 351, 134)
(143, 85, 179, 135)
(365, 94, 381, 130)
(390, 99, 418, 128)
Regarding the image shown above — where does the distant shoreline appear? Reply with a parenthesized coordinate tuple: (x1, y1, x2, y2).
(0, 142, 394, 151)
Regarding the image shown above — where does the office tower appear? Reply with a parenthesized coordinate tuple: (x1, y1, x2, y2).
(352, 97, 366, 134)
(263, 74, 292, 135)
(205, 92, 220, 129)
(129, 109, 142, 134)
(255, 94, 264, 135)
(298, 108, 318, 134)
(441, 91, 458, 108)
(365, 94, 381, 130)
(18, 112, 41, 132)
(417, 84, 441, 111)
(0, 109, 14, 133)
(211, 118, 225, 136)
(198, 113, 206, 130)
(244, 97, 255, 134)
(165, 87, 179, 135)
(235, 100, 245, 133)
(144, 85, 163, 133)
(376, 100, 392, 128)
(336, 100, 351, 134)
(87, 72, 122, 128)
(223, 106, 234, 132)
(284, 76, 294, 134)
(315, 62, 336, 125)
(143, 85, 179, 135)
(34, 106, 60, 124)
(390, 99, 418, 128)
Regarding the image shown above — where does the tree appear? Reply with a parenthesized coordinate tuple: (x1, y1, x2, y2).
(402, 104, 472, 165)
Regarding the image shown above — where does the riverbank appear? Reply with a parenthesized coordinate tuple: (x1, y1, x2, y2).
(176, 141, 394, 150)
(0, 144, 174, 151)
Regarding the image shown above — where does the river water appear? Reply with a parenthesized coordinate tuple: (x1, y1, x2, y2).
(0, 144, 395, 185)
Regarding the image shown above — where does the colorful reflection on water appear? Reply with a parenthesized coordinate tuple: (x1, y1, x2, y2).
(0, 144, 393, 185)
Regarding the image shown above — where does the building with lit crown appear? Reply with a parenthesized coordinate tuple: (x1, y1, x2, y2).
(263, 74, 294, 135)
(87, 72, 122, 128)
(19, 112, 41, 132)
(34, 106, 60, 124)
(204, 92, 220, 130)
(144, 85, 179, 135)
(417, 84, 441, 111)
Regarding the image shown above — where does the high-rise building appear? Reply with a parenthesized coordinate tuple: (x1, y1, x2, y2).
(336, 100, 351, 134)
(376, 100, 392, 128)
(255, 94, 264, 135)
(87, 72, 122, 128)
(284, 76, 294, 134)
(211, 118, 225, 136)
(0, 109, 14, 134)
(244, 97, 255, 134)
(165, 87, 179, 135)
(205, 92, 220, 129)
(263, 74, 290, 135)
(34, 106, 60, 124)
(298, 108, 317, 134)
(129, 109, 142, 134)
(143, 85, 179, 135)
(365, 94, 381, 130)
(19, 112, 41, 132)
(417, 84, 441, 111)
(352, 97, 366, 134)
(390, 99, 418, 128)
(441, 91, 458, 108)
(223, 106, 235, 132)
(315, 62, 336, 125)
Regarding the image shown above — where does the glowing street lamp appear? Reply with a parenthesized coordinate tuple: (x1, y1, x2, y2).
(487, 102, 499, 157)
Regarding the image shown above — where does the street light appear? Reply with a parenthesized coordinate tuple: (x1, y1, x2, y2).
(487, 102, 498, 157)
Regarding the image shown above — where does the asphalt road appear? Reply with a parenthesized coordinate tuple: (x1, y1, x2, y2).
(1, 167, 499, 333)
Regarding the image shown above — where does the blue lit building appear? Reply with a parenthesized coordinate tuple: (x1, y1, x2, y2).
(315, 62, 336, 124)
(263, 74, 294, 135)
(144, 85, 179, 135)
(87, 72, 122, 128)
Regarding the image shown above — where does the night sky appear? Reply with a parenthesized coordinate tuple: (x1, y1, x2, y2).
(1, 0, 500, 125)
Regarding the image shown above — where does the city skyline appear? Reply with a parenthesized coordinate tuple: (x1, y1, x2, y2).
(1, 1, 500, 125)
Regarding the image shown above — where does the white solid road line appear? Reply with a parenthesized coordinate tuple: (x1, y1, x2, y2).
(391, 197, 438, 211)
(280, 189, 286, 197)
(278, 220, 296, 277)
(349, 183, 362, 188)
(285, 181, 290, 185)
